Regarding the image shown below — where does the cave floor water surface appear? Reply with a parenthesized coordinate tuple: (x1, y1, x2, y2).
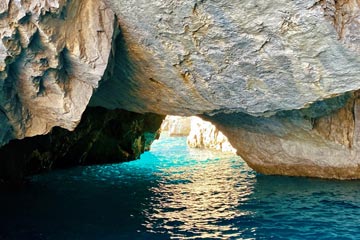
(1, 134, 360, 239)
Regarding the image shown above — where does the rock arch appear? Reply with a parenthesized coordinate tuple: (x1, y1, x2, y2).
(2, 0, 360, 180)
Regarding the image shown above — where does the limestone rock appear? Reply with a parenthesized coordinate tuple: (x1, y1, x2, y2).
(91, 0, 360, 179)
(0, 0, 115, 146)
(206, 91, 360, 179)
(3, 0, 360, 179)
(161, 115, 235, 153)
(96, 0, 360, 117)
(187, 116, 236, 153)
(161, 116, 191, 136)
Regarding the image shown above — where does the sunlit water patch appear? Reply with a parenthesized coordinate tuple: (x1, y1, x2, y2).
(1, 135, 360, 239)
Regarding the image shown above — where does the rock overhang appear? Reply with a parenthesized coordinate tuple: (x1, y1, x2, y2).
(1, 0, 360, 179)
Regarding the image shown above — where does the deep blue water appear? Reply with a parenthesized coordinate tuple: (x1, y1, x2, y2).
(1, 135, 360, 239)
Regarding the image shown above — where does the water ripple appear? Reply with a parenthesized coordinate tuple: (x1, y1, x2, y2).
(1, 136, 360, 239)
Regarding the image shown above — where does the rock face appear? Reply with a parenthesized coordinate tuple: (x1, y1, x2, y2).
(94, 0, 360, 178)
(187, 117, 236, 153)
(96, 0, 360, 117)
(206, 91, 360, 179)
(0, 107, 164, 182)
(2, 0, 360, 179)
(0, 0, 115, 146)
(161, 116, 191, 136)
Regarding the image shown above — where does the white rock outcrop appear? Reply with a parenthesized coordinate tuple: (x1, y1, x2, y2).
(161, 115, 236, 153)
(161, 116, 191, 136)
(187, 117, 236, 154)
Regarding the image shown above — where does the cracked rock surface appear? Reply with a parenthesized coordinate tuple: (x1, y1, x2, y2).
(97, 0, 360, 117)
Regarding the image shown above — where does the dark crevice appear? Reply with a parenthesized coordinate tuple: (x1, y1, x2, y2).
(89, 18, 138, 108)
(28, 30, 44, 52)
(18, 12, 32, 24)
(0, 107, 165, 184)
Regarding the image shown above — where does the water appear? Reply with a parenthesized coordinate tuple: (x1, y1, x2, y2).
(1, 135, 360, 239)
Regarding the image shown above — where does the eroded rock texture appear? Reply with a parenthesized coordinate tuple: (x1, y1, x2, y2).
(205, 92, 360, 179)
(0, 107, 164, 182)
(0, 0, 114, 145)
(97, 0, 360, 117)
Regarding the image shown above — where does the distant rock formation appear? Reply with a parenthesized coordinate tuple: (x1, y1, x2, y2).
(161, 116, 192, 137)
(187, 117, 236, 154)
(161, 115, 236, 153)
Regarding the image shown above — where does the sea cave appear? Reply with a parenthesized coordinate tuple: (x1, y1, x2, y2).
(1, 0, 360, 239)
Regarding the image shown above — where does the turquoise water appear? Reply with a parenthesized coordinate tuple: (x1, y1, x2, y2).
(1, 135, 360, 239)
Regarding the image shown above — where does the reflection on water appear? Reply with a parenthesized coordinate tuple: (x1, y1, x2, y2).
(0, 135, 360, 239)
(143, 150, 255, 239)
(142, 147, 255, 239)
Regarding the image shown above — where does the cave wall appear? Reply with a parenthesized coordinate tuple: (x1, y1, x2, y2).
(0, 0, 115, 146)
(2, 0, 360, 180)
(205, 91, 360, 179)
(0, 107, 164, 182)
